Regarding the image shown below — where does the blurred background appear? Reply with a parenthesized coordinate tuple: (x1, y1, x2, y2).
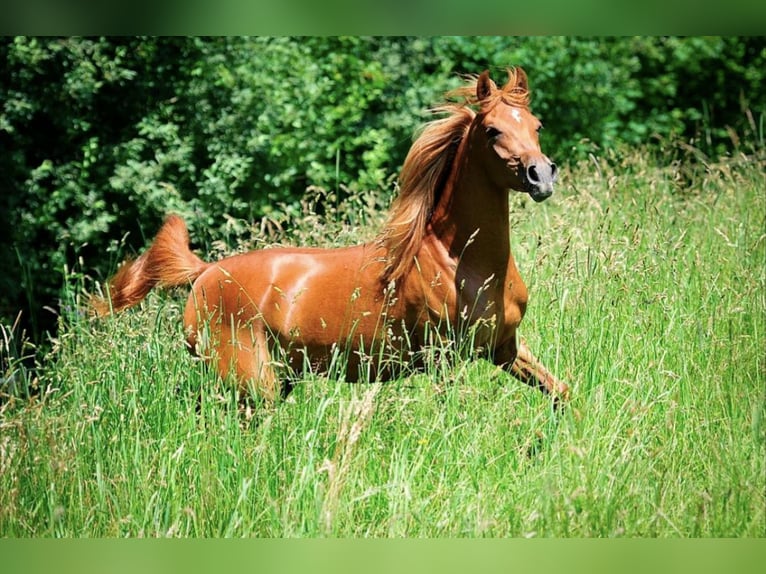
(1, 36, 764, 345)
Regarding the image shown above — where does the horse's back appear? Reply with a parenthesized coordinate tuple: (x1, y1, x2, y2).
(183, 242, 388, 345)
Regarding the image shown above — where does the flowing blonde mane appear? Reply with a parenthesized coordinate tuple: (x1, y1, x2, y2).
(379, 69, 530, 284)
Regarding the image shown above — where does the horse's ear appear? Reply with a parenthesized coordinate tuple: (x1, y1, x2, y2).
(512, 67, 528, 92)
(476, 70, 494, 101)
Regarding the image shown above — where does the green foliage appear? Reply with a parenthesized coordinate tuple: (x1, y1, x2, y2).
(1, 37, 764, 342)
(1, 152, 763, 536)
(1, 37, 202, 338)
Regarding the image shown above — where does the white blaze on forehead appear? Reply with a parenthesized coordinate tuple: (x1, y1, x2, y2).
(511, 108, 522, 123)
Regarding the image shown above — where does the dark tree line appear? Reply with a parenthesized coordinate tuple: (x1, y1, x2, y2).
(1, 36, 764, 343)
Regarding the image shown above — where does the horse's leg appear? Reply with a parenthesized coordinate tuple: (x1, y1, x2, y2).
(509, 338, 569, 407)
(216, 326, 281, 404)
(495, 337, 569, 408)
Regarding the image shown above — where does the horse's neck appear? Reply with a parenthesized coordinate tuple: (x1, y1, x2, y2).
(428, 151, 511, 272)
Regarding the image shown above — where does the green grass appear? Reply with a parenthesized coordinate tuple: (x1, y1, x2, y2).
(1, 149, 764, 537)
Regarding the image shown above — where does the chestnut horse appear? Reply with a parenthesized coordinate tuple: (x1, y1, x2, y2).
(95, 68, 569, 406)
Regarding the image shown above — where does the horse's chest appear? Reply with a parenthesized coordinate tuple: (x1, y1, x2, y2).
(404, 258, 528, 345)
(460, 270, 527, 331)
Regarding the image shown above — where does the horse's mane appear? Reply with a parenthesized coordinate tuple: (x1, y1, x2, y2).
(379, 68, 530, 284)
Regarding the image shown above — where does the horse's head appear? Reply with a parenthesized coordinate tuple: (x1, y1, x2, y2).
(473, 68, 557, 202)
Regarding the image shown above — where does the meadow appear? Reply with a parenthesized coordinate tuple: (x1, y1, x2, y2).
(1, 148, 764, 537)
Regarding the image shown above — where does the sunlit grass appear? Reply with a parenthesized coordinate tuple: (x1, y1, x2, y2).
(1, 149, 764, 537)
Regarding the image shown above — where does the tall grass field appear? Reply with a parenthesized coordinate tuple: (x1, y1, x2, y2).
(1, 149, 764, 537)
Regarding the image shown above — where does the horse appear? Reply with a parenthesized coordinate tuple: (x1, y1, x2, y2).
(94, 68, 569, 407)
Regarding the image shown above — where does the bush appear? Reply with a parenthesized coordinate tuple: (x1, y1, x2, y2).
(1, 36, 764, 344)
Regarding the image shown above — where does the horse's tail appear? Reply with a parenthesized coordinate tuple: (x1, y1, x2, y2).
(92, 214, 210, 316)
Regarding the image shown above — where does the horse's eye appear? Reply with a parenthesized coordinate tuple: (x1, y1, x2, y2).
(486, 126, 501, 139)
(537, 124, 544, 133)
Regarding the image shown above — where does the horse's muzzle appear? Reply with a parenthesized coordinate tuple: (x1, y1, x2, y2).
(523, 159, 557, 202)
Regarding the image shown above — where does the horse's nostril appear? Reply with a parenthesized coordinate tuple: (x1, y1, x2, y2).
(550, 162, 558, 180)
(527, 164, 540, 183)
